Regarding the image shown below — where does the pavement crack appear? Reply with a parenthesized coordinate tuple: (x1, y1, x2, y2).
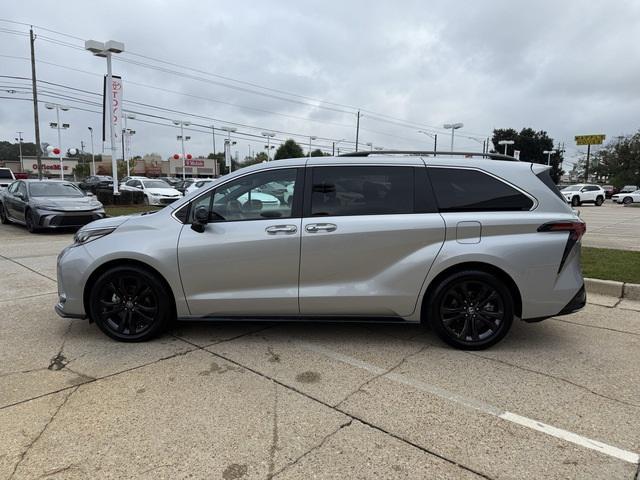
(267, 380, 280, 478)
(269, 419, 353, 479)
(8, 386, 78, 480)
(334, 344, 429, 409)
(0, 253, 57, 282)
(172, 336, 492, 480)
(467, 352, 640, 409)
(551, 317, 640, 337)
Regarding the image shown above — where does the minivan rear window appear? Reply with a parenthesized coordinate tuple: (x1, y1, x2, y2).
(536, 170, 564, 201)
(428, 168, 534, 212)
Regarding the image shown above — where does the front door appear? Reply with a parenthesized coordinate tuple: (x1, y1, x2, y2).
(299, 165, 445, 317)
(177, 167, 303, 317)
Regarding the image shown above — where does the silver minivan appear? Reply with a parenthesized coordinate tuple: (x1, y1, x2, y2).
(55, 152, 586, 349)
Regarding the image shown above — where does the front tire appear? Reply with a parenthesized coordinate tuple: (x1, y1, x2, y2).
(0, 202, 10, 224)
(571, 196, 580, 207)
(425, 270, 514, 350)
(595, 196, 604, 206)
(89, 266, 172, 342)
(623, 197, 632, 205)
(25, 209, 39, 233)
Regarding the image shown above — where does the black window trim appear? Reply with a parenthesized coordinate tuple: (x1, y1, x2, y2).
(173, 166, 305, 224)
(426, 165, 538, 212)
(302, 164, 437, 218)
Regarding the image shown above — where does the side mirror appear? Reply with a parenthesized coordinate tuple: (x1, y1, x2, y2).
(580, 187, 587, 192)
(191, 205, 209, 233)
(14, 192, 25, 200)
(86, 192, 95, 197)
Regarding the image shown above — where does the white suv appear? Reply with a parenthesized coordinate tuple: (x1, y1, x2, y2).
(560, 184, 605, 207)
(0, 168, 16, 190)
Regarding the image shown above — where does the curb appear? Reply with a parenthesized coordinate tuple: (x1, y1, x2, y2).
(585, 277, 640, 300)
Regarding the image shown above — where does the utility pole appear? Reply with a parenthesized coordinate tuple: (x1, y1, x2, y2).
(16, 132, 24, 168)
(355, 110, 361, 152)
(211, 125, 216, 156)
(29, 28, 43, 179)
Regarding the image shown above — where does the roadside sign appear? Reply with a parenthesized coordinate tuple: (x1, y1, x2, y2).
(575, 134, 605, 146)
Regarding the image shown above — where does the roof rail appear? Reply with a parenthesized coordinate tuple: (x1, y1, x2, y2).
(337, 150, 518, 161)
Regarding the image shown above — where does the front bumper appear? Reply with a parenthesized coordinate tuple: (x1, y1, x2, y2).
(55, 244, 92, 319)
(35, 208, 105, 228)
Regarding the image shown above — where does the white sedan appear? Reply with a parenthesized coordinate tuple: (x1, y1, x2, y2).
(185, 178, 216, 195)
(612, 190, 640, 205)
(120, 178, 182, 206)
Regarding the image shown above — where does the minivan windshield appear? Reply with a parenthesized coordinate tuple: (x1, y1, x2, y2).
(29, 182, 84, 197)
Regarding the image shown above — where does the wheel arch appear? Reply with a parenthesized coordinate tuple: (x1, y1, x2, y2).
(421, 261, 523, 322)
(83, 258, 177, 323)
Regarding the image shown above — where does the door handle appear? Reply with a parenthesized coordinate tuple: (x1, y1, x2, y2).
(305, 223, 337, 233)
(265, 224, 298, 235)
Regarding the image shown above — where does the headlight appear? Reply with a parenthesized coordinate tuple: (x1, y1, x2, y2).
(73, 227, 116, 246)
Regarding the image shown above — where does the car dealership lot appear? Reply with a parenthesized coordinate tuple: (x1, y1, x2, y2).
(0, 224, 639, 479)
(579, 202, 640, 251)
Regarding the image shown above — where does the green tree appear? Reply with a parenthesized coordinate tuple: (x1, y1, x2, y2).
(491, 128, 564, 183)
(310, 148, 326, 157)
(208, 152, 227, 175)
(0, 140, 38, 161)
(274, 139, 304, 160)
(593, 131, 640, 187)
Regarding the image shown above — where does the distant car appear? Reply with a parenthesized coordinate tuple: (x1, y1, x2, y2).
(119, 178, 182, 206)
(0, 167, 16, 190)
(560, 184, 605, 207)
(175, 179, 195, 195)
(612, 189, 640, 205)
(158, 176, 181, 188)
(121, 176, 148, 184)
(185, 178, 216, 195)
(620, 185, 639, 194)
(0, 179, 105, 232)
(79, 175, 114, 192)
(602, 185, 618, 199)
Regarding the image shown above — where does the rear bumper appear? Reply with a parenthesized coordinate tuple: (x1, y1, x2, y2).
(523, 284, 586, 323)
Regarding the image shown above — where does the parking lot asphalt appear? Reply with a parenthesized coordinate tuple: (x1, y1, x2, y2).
(1, 223, 639, 479)
(579, 202, 640, 251)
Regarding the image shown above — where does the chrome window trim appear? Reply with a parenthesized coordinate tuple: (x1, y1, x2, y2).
(426, 165, 539, 211)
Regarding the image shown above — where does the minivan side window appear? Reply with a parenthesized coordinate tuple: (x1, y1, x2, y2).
(428, 168, 534, 212)
(309, 166, 414, 216)
(187, 168, 299, 223)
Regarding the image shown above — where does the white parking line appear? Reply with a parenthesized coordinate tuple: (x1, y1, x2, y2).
(302, 343, 640, 465)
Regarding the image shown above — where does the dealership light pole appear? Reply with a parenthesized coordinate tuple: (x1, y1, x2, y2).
(15, 132, 24, 167)
(45, 103, 70, 179)
(261, 132, 276, 161)
(308, 135, 317, 157)
(173, 120, 191, 180)
(123, 113, 136, 177)
(87, 127, 96, 175)
(418, 130, 438, 154)
(85, 39, 125, 194)
(221, 126, 237, 173)
(498, 139, 515, 155)
(543, 149, 557, 166)
(443, 123, 463, 152)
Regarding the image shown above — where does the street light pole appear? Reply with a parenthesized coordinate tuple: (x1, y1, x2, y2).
(498, 140, 515, 156)
(261, 132, 276, 160)
(308, 135, 317, 157)
(543, 150, 557, 166)
(418, 130, 438, 154)
(88, 127, 96, 175)
(443, 123, 463, 152)
(221, 126, 237, 173)
(15, 132, 23, 168)
(46, 103, 70, 180)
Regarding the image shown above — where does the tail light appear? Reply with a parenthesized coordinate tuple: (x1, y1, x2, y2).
(538, 221, 586, 273)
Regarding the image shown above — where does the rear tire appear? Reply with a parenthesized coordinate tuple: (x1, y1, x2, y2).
(89, 266, 172, 342)
(425, 270, 514, 350)
(571, 196, 580, 207)
(595, 196, 604, 206)
(623, 197, 632, 205)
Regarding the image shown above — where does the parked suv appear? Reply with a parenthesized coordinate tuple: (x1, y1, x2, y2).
(560, 184, 605, 207)
(55, 152, 586, 350)
(0, 167, 15, 190)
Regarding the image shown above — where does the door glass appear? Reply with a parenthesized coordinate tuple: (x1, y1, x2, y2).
(190, 168, 298, 222)
(310, 166, 414, 216)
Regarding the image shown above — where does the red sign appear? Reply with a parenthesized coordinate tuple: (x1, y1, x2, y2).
(33, 163, 69, 171)
(185, 159, 205, 167)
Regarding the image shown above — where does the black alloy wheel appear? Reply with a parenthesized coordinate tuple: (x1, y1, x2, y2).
(25, 210, 38, 233)
(428, 271, 514, 350)
(571, 196, 580, 207)
(89, 266, 172, 342)
(0, 203, 9, 224)
(595, 196, 604, 206)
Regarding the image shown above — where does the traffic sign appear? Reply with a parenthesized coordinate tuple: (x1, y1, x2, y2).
(575, 134, 605, 146)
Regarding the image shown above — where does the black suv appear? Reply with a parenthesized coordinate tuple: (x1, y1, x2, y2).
(79, 175, 114, 193)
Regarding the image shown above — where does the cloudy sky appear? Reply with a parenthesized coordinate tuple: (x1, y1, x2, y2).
(1, 0, 639, 166)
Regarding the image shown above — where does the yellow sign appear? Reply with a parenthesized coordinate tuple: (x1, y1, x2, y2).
(575, 134, 605, 145)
